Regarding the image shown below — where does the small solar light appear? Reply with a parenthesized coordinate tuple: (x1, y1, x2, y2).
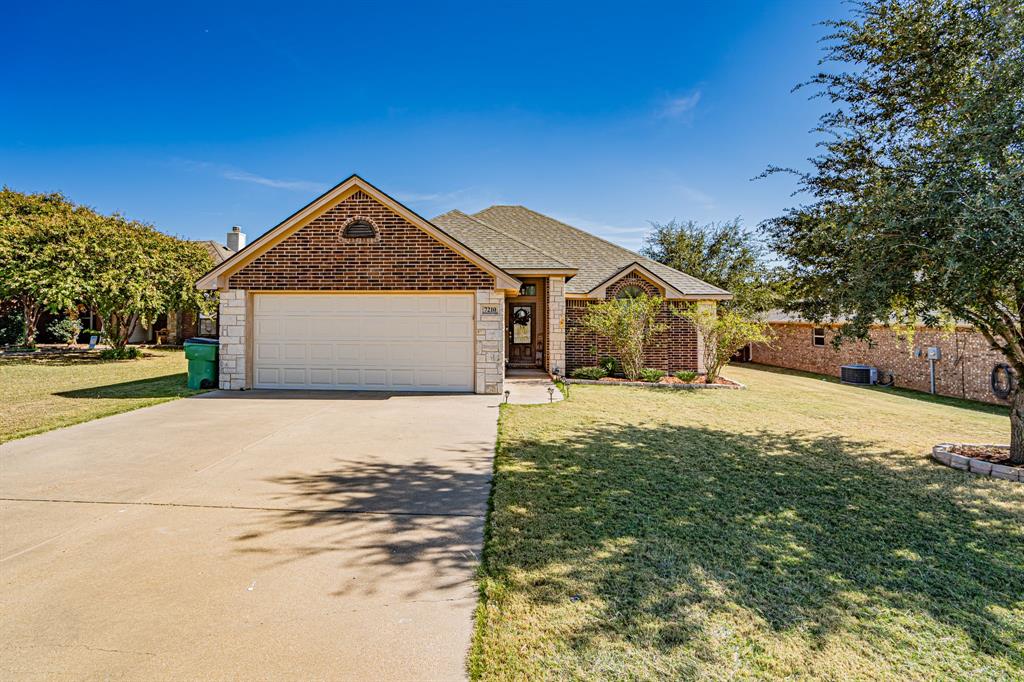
(547, 386, 555, 402)
(503, 390, 510, 403)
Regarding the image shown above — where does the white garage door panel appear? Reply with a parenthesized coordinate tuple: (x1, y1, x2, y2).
(252, 294, 474, 391)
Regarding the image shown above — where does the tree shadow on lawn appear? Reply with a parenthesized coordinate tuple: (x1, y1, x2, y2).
(0, 349, 165, 367)
(55, 373, 197, 399)
(482, 421, 1024, 671)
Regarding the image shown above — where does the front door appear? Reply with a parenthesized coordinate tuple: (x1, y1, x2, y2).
(508, 303, 535, 366)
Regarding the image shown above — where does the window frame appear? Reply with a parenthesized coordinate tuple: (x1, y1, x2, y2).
(811, 327, 827, 347)
(615, 284, 645, 300)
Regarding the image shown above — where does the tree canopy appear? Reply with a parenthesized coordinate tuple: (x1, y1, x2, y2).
(0, 188, 214, 349)
(641, 219, 787, 314)
(764, 0, 1024, 460)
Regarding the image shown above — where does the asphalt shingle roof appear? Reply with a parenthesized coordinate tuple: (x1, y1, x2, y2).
(200, 240, 234, 264)
(432, 210, 573, 270)
(449, 205, 729, 297)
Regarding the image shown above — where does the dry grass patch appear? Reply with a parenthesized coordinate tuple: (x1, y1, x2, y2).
(0, 348, 203, 443)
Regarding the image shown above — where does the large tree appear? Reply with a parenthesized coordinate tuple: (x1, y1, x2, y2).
(77, 213, 213, 351)
(642, 219, 787, 314)
(765, 0, 1024, 461)
(0, 189, 85, 346)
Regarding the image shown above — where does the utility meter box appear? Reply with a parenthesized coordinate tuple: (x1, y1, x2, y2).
(926, 346, 941, 360)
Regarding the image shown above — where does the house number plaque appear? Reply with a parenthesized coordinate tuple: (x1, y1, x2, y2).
(481, 305, 499, 316)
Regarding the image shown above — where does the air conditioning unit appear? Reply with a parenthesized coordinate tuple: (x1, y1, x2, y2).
(841, 364, 878, 385)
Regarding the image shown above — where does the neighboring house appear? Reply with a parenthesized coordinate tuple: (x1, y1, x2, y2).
(196, 175, 731, 394)
(749, 311, 1013, 405)
(164, 233, 241, 343)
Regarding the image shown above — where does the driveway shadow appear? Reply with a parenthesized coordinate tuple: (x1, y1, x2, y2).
(232, 454, 493, 599)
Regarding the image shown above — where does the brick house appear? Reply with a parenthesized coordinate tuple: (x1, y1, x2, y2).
(196, 175, 731, 394)
(750, 312, 1013, 405)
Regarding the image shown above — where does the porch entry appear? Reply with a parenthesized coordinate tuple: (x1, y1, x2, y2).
(506, 278, 545, 369)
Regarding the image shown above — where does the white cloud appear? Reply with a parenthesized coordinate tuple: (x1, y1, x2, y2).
(656, 90, 702, 119)
(174, 159, 327, 193)
(219, 169, 327, 193)
(675, 183, 716, 213)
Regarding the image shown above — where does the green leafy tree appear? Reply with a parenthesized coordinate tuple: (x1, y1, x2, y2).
(0, 189, 85, 346)
(642, 219, 788, 314)
(764, 0, 1024, 461)
(78, 214, 214, 351)
(578, 294, 667, 380)
(675, 305, 774, 383)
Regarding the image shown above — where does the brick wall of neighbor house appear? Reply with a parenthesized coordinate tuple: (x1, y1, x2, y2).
(565, 272, 699, 373)
(218, 289, 247, 390)
(751, 322, 1012, 405)
(229, 190, 494, 291)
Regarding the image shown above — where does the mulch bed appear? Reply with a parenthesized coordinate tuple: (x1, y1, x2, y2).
(949, 444, 1022, 469)
(597, 375, 740, 387)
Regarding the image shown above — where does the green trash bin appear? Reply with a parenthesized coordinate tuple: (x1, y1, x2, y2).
(184, 337, 219, 389)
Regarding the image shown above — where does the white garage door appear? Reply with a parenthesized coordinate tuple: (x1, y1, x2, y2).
(252, 294, 474, 391)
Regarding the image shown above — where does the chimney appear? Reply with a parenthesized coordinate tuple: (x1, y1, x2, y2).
(226, 225, 246, 252)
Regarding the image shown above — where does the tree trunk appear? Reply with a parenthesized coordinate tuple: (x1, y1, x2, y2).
(20, 298, 41, 347)
(1010, 386, 1024, 465)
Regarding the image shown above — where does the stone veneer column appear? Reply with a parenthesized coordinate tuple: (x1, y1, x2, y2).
(546, 277, 566, 376)
(218, 289, 247, 390)
(475, 289, 505, 394)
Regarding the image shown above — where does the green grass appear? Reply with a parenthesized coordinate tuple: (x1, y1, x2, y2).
(472, 364, 1022, 680)
(0, 348, 204, 443)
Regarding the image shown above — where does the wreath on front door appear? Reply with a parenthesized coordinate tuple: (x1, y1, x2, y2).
(513, 307, 532, 326)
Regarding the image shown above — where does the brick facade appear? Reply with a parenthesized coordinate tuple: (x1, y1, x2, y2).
(565, 272, 699, 373)
(751, 322, 1013, 405)
(229, 191, 494, 291)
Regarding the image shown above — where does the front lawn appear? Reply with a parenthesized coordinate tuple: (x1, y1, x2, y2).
(0, 348, 203, 443)
(474, 364, 1022, 680)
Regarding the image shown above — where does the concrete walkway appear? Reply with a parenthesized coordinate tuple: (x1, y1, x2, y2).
(0, 390, 499, 680)
(503, 369, 564, 405)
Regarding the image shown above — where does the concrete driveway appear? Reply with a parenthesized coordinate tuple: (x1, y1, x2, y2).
(0, 390, 499, 680)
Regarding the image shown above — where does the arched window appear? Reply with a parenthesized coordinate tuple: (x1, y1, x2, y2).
(342, 219, 377, 239)
(616, 284, 645, 300)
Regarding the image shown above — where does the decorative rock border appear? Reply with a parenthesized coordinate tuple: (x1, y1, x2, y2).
(562, 377, 745, 391)
(932, 443, 1021, 482)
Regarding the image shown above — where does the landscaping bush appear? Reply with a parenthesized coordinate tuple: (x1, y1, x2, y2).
(639, 368, 666, 383)
(598, 356, 620, 375)
(675, 370, 698, 382)
(570, 366, 608, 380)
(0, 310, 23, 346)
(48, 317, 82, 345)
(99, 346, 141, 360)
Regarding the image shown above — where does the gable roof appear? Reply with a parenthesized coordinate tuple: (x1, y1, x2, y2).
(467, 205, 731, 299)
(199, 240, 234, 264)
(195, 175, 521, 291)
(431, 210, 575, 273)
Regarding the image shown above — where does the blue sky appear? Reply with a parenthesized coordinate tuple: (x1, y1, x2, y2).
(2, 0, 845, 251)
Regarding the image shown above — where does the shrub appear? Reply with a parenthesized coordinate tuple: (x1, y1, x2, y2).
(0, 310, 23, 346)
(674, 370, 698, 382)
(639, 368, 666, 383)
(578, 294, 666, 380)
(570, 366, 608, 380)
(99, 346, 141, 360)
(598, 356, 620, 375)
(48, 317, 83, 345)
